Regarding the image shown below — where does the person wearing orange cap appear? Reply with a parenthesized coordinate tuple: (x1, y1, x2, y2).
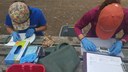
(74, 0, 128, 56)
(5, 1, 47, 42)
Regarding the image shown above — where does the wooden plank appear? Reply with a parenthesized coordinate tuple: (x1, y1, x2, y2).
(122, 49, 128, 63)
(0, 47, 11, 56)
(0, 35, 128, 48)
(75, 61, 82, 72)
(0, 35, 10, 45)
(0, 65, 7, 72)
(33, 36, 80, 45)
(0, 56, 5, 65)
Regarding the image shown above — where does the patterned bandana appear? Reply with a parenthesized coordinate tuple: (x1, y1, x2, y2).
(9, 2, 30, 30)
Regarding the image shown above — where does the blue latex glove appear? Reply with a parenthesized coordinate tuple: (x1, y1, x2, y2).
(11, 31, 21, 42)
(81, 37, 97, 52)
(109, 40, 123, 56)
(20, 53, 38, 64)
(25, 28, 35, 38)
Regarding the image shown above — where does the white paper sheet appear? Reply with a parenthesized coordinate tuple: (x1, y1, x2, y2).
(5, 33, 35, 46)
(87, 53, 124, 72)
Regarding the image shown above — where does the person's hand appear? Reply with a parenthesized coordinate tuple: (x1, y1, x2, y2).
(11, 31, 21, 42)
(25, 28, 35, 38)
(81, 37, 97, 52)
(109, 40, 123, 56)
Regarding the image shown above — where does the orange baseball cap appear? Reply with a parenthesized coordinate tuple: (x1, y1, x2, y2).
(96, 3, 124, 40)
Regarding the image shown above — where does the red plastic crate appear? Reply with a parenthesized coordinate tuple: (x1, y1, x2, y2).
(6, 63, 45, 72)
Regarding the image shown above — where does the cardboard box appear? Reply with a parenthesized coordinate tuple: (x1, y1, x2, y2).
(4, 41, 29, 65)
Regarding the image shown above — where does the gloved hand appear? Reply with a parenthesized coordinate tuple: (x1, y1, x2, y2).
(11, 31, 21, 42)
(25, 28, 35, 38)
(109, 40, 123, 56)
(81, 37, 97, 52)
(20, 53, 38, 64)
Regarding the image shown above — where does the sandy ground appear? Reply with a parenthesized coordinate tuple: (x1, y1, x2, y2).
(0, 0, 128, 36)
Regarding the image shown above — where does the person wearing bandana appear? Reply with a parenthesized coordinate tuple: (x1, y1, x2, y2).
(5, 1, 47, 42)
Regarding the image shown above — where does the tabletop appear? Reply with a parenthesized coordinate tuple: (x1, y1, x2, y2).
(0, 35, 128, 72)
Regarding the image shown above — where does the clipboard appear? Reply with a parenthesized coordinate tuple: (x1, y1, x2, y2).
(83, 52, 125, 72)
